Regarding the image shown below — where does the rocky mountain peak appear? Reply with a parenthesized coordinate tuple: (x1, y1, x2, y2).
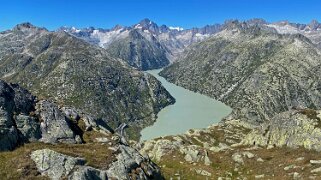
(275, 20, 290, 25)
(246, 18, 267, 26)
(222, 19, 242, 30)
(222, 19, 277, 36)
(159, 24, 170, 33)
(138, 18, 155, 26)
(111, 24, 124, 31)
(195, 24, 222, 34)
(14, 22, 36, 29)
(85, 26, 96, 32)
(308, 19, 321, 30)
(135, 18, 160, 33)
(13, 22, 47, 32)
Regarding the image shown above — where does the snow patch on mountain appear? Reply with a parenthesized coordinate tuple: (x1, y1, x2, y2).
(169, 26, 184, 31)
(134, 24, 143, 29)
(90, 28, 130, 47)
(266, 24, 300, 34)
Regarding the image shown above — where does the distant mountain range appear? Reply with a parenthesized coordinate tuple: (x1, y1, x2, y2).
(60, 18, 222, 70)
(60, 18, 321, 70)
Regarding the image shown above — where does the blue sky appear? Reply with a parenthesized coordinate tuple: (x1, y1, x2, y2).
(0, 0, 320, 31)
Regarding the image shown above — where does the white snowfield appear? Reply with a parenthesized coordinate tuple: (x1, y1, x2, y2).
(169, 26, 184, 31)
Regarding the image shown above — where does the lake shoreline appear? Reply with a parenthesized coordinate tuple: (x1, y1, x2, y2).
(140, 69, 232, 141)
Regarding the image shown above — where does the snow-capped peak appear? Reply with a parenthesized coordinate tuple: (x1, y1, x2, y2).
(169, 26, 184, 31)
(71, 27, 81, 33)
(135, 24, 142, 29)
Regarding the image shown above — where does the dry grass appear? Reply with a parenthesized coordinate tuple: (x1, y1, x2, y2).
(0, 123, 119, 180)
(0, 143, 47, 180)
(156, 145, 321, 179)
(0, 142, 118, 179)
(148, 122, 321, 179)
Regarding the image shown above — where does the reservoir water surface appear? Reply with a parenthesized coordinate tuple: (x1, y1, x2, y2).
(140, 69, 232, 141)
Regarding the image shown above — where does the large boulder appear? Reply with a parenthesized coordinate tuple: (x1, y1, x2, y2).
(0, 79, 39, 150)
(139, 138, 182, 161)
(35, 100, 80, 144)
(107, 144, 162, 179)
(31, 149, 86, 180)
(68, 166, 107, 180)
(31, 146, 163, 180)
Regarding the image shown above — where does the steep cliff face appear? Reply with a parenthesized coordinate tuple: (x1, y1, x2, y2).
(106, 29, 170, 70)
(160, 21, 321, 123)
(0, 81, 27, 151)
(0, 23, 175, 139)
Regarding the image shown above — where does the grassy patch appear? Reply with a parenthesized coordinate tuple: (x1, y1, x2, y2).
(156, 143, 321, 179)
(0, 142, 118, 179)
(0, 123, 119, 180)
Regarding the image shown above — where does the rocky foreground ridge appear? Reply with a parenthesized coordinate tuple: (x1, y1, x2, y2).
(0, 79, 162, 179)
(3, 76, 321, 179)
(138, 109, 321, 179)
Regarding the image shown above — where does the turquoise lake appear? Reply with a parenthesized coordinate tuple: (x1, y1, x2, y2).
(140, 69, 232, 141)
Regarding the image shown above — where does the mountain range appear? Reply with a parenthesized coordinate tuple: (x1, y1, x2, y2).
(61, 18, 321, 70)
(1, 18, 321, 139)
(160, 20, 321, 124)
(60, 18, 222, 70)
